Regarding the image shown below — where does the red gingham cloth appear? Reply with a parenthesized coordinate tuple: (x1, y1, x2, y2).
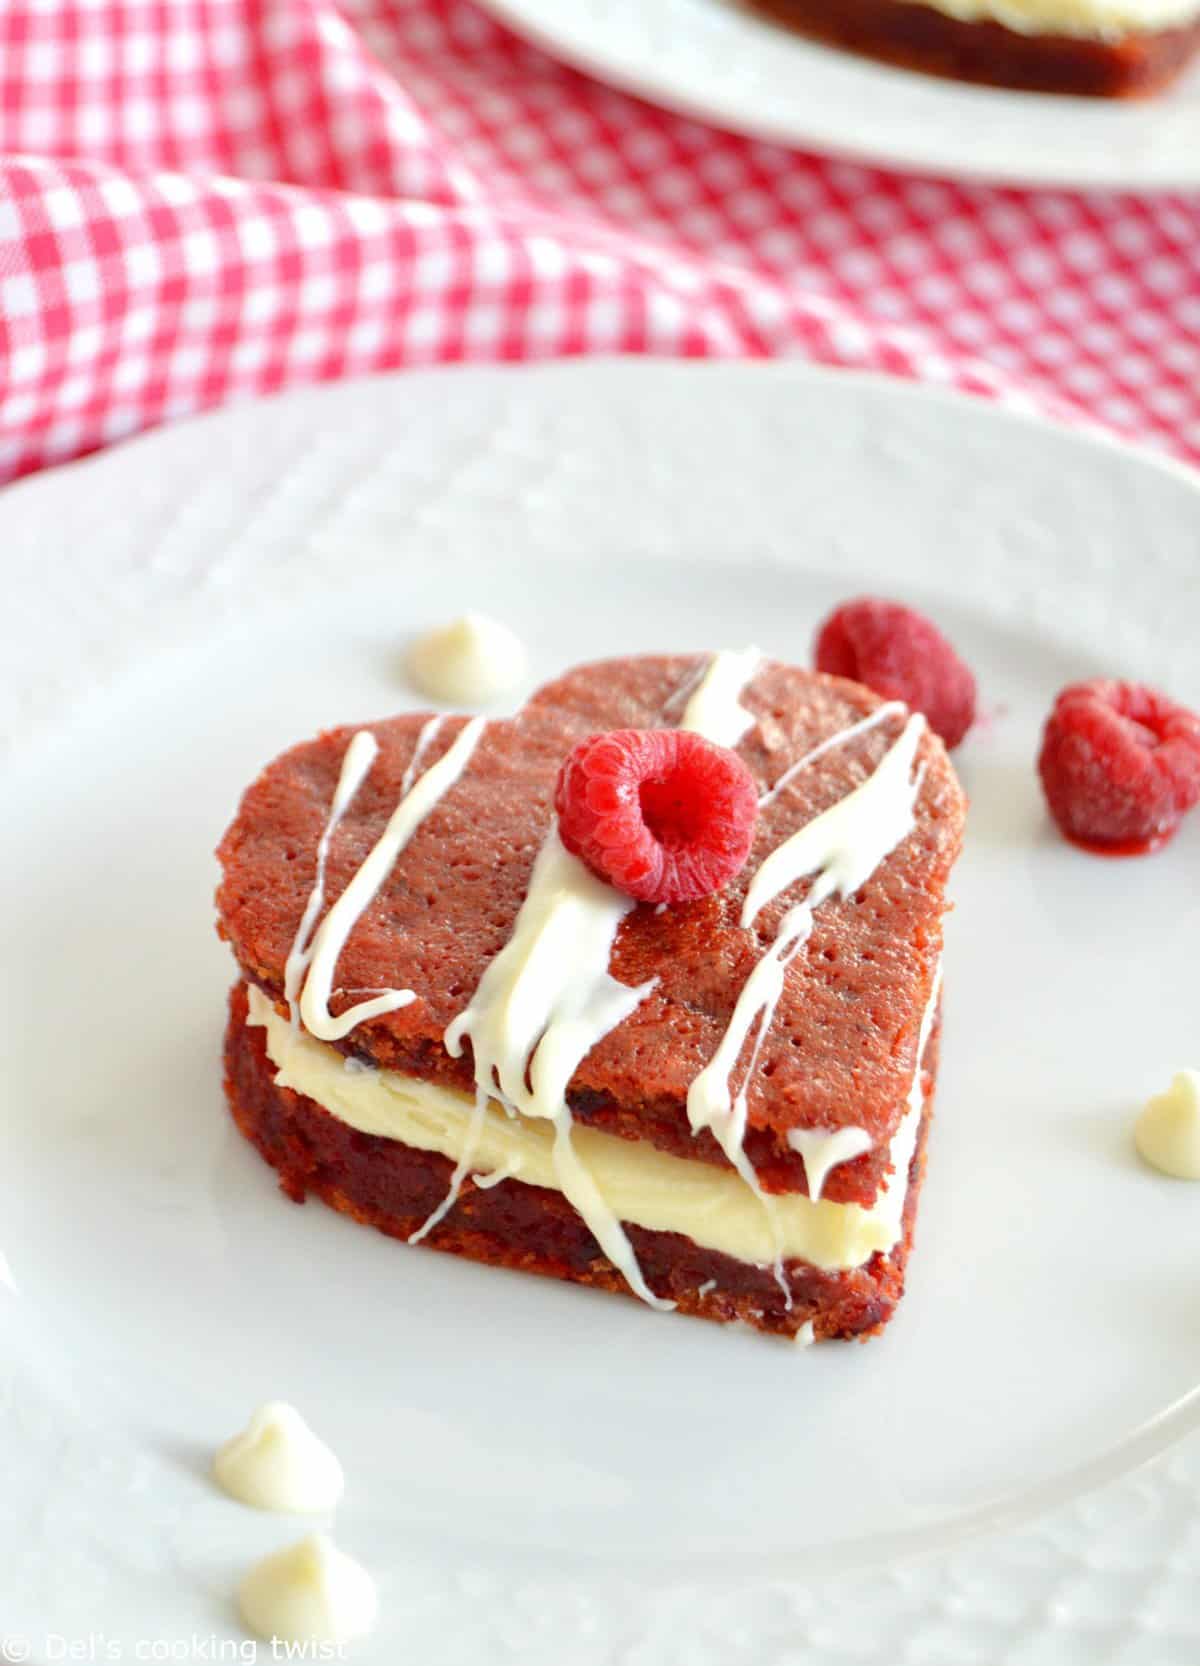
(0, 0, 1197, 483)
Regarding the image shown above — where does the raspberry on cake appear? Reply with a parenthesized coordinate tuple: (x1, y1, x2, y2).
(747, 0, 1200, 96)
(216, 651, 966, 1342)
(555, 727, 760, 903)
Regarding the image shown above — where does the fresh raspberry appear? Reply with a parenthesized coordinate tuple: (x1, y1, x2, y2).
(554, 728, 759, 904)
(1037, 680, 1200, 853)
(814, 597, 977, 748)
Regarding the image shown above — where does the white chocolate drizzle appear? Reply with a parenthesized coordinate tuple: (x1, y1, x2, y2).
(674, 705, 893, 1288)
(400, 713, 445, 794)
(687, 713, 926, 1209)
(406, 1086, 491, 1247)
(742, 713, 925, 931)
(679, 644, 761, 744)
(872, 958, 944, 1247)
(758, 702, 906, 809)
(283, 729, 380, 1021)
(442, 829, 660, 1295)
(471, 1156, 523, 1190)
(298, 716, 485, 1042)
(786, 1125, 875, 1202)
(436, 648, 763, 1306)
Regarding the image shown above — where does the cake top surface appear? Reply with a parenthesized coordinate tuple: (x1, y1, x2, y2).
(216, 654, 965, 1204)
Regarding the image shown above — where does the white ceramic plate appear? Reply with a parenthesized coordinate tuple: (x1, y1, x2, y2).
(476, 0, 1200, 189)
(3, 363, 1200, 1665)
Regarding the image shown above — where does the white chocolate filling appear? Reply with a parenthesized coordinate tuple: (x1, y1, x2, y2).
(249, 987, 931, 1275)
(898, 0, 1199, 40)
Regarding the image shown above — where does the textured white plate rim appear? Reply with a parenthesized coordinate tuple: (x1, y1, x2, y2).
(622, 1377, 1200, 1583)
(3, 362, 1200, 1642)
(6, 358, 1200, 572)
(475, 0, 1200, 190)
(6, 358, 1199, 781)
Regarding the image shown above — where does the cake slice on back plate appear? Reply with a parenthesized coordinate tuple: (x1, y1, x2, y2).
(746, 0, 1200, 97)
(216, 651, 965, 1342)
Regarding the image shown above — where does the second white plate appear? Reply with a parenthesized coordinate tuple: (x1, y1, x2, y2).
(477, 0, 1200, 189)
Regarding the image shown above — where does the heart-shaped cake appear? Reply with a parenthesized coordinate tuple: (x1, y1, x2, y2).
(217, 651, 965, 1341)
